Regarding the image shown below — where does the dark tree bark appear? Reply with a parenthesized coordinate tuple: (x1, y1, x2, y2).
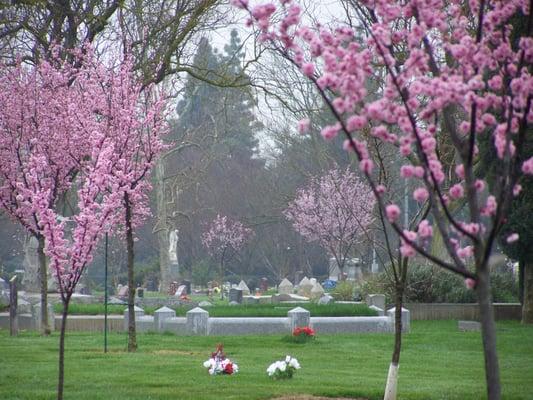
(125, 194, 137, 352)
(37, 234, 50, 335)
(57, 298, 70, 400)
(476, 265, 501, 400)
(522, 261, 533, 324)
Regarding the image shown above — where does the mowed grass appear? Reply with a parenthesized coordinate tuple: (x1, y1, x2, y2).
(54, 302, 378, 317)
(1, 321, 532, 400)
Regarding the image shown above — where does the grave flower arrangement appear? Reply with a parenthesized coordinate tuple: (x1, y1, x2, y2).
(203, 344, 239, 375)
(293, 326, 315, 340)
(285, 326, 315, 343)
(267, 355, 301, 379)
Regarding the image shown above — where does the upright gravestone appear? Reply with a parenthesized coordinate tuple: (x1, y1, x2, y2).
(229, 288, 243, 304)
(154, 306, 176, 331)
(9, 276, 18, 336)
(288, 307, 310, 331)
(328, 257, 341, 281)
(21, 236, 39, 292)
(310, 282, 325, 299)
(278, 278, 294, 295)
(182, 280, 191, 296)
(175, 285, 186, 297)
(260, 277, 269, 292)
(387, 307, 410, 333)
(186, 307, 209, 335)
(33, 303, 55, 332)
(123, 305, 145, 331)
(237, 280, 250, 295)
(366, 294, 386, 311)
(0, 277, 8, 291)
(117, 285, 129, 298)
(297, 277, 313, 297)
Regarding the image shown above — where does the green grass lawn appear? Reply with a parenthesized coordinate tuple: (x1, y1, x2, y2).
(55, 302, 378, 318)
(1, 321, 532, 399)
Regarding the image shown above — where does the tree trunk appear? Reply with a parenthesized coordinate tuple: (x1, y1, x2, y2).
(522, 261, 533, 324)
(219, 257, 225, 300)
(384, 283, 404, 400)
(476, 266, 501, 400)
(37, 235, 50, 335)
(57, 298, 69, 400)
(518, 260, 524, 305)
(125, 194, 137, 352)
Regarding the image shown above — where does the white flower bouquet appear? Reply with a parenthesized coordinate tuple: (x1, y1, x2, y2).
(267, 355, 301, 379)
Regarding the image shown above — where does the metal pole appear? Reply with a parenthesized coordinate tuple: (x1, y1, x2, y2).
(104, 233, 108, 353)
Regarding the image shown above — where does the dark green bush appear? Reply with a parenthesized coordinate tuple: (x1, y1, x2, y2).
(360, 263, 518, 304)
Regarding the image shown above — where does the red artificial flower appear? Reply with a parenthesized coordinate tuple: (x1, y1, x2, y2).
(224, 362, 234, 374)
(293, 326, 315, 337)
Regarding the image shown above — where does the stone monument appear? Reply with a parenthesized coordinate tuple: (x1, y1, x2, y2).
(21, 236, 39, 292)
(237, 280, 250, 295)
(278, 278, 294, 295)
(328, 257, 341, 281)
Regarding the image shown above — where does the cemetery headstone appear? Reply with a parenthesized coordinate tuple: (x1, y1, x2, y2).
(175, 285, 186, 297)
(21, 236, 40, 291)
(198, 301, 213, 307)
(328, 257, 341, 281)
(145, 280, 158, 292)
(75, 284, 91, 295)
(186, 307, 208, 335)
(271, 293, 294, 303)
(0, 277, 8, 291)
(387, 307, 410, 333)
(260, 277, 268, 292)
(310, 282, 325, 299)
(366, 294, 386, 311)
(229, 288, 243, 304)
(154, 306, 176, 331)
(237, 280, 250, 295)
(117, 285, 129, 298)
(278, 278, 294, 295)
(297, 277, 313, 297)
(17, 298, 32, 314)
(318, 294, 334, 305)
(288, 307, 310, 331)
(182, 280, 191, 296)
(137, 287, 144, 298)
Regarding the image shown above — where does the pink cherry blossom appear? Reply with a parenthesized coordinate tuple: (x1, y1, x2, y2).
(465, 278, 477, 290)
(385, 204, 401, 223)
(298, 118, 310, 134)
(506, 233, 519, 244)
(413, 187, 429, 203)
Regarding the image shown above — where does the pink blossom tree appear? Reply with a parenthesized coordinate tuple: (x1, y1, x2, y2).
(234, 1, 532, 399)
(0, 53, 96, 335)
(99, 59, 168, 353)
(0, 47, 167, 400)
(284, 167, 375, 275)
(202, 214, 253, 298)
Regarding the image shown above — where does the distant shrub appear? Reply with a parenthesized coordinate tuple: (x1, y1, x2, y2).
(359, 263, 518, 304)
(331, 281, 356, 301)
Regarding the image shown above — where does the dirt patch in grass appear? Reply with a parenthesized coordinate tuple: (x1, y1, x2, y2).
(152, 350, 200, 356)
(271, 396, 367, 400)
